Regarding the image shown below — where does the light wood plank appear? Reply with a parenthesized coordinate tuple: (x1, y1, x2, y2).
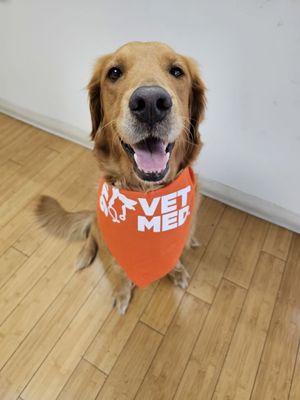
(0, 143, 82, 226)
(194, 197, 225, 247)
(12, 207, 59, 257)
(263, 224, 293, 260)
(0, 119, 25, 148)
(140, 243, 206, 335)
(13, 151, 97, 256)
(57, 359, 106, 400)
(11, 127, 58, 165)
(0, 159, 22, 187)
(0, 247, 27, 289)
(0, 121, 70, 165)
(84, 282, 156, 374)
(174, 280, 246, 400)
(0, 149, 95, 258)
(40, 149, 96, 199)
(0, 125, 36, 166)
(22, 268, 118, 400)
(289, 341, 300, 400)
(212, 252, 284, 400)
(0, 242, 81, 369)
(0, 142, 55, 197)
(0, 114, 18, 138)
(188, 206, 246, 303)
(251, 234, 300, 400)
(0, 207, 33, 257)
(224, 215, 269, 288)
(96, 323, 162, 400)
(0, 259, 105, 400)
(0, 168, 94, 318)
(0, 128, 23, 151)
(140, 279, 186, 335)
(0, 146, 58, 221)
(0, 154, 94, 324)
(0, 235, 67, 325)
(181, 240, 206, 276)
(135, 293, 209, 400)
(37, 129, 74, 154)
(0, 112, 11, 123)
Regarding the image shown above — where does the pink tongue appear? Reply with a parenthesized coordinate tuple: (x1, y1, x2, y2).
(132, 140, 168, 173)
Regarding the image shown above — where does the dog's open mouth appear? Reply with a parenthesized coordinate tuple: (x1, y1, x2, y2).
(122, 137, 175, 182)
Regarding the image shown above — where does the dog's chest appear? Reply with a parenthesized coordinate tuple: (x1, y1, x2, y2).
(96, 167, 196, 287)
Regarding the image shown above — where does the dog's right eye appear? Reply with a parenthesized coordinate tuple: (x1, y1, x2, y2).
(169, 66, 184, 78)
(107, 67, 122, 81)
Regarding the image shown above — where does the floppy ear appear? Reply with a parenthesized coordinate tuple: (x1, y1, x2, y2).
(186, 56, 206, 142)
(87, 54, 111, 140)
(179, 56, 206, 166)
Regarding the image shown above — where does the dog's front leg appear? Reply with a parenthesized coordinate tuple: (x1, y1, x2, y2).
(168, 261, 190, 290)
(113, 270, 135, 315)
(75, 230, 98, 270)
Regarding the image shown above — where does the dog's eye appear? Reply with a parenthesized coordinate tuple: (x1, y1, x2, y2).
(107, 67, 122, 81)
(169, 66, 184, 78)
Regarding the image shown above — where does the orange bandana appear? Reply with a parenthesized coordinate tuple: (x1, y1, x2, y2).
(96, 167, 196, 287)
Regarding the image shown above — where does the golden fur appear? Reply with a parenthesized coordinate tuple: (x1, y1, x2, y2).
(36, 42, 206, 314)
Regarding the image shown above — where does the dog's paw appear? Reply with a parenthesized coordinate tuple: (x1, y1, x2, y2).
(75, 247, 95, 271)
(113, 292, 132, 315)
(168, 262, 190, 290)
(190, 237, 200, 248)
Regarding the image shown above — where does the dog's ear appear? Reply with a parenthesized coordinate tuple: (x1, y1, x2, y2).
(87, 54, 111, 140)
(185, 56, 206, 142)
(179, 56, 206, 166)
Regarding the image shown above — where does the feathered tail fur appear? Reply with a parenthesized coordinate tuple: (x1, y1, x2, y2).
(35, 195, 94, 241)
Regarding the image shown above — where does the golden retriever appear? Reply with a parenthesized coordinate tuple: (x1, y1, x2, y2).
(36, 41, 206, 314)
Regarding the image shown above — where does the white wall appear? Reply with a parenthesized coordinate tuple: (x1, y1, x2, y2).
(1, 0, 299, 226)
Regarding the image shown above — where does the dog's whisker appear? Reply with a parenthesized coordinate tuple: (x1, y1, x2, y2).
(179, 121, 199, 147)
(97, 119, 117, 135)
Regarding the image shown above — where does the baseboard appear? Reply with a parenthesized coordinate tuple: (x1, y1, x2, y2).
(1, 98, 299, 233)
(0, 97, 92, 149)
(200, 177, 300, 233)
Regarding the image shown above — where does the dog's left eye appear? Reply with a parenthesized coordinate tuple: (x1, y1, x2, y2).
(107, 67, 122, 81)
(169, 66, 184, 78)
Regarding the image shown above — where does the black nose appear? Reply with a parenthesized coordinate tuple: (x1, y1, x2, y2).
(129, 86, 172, 126)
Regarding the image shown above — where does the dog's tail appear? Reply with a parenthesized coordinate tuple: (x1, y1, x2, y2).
(35, 195, 94, 241)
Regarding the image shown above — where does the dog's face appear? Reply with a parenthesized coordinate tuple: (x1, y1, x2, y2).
(88, 42, 206, 187)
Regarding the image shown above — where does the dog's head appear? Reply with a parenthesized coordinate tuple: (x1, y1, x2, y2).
(88, 42, 206, 187)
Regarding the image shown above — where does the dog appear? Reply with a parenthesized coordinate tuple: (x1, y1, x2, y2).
(36, 41, 206, 314)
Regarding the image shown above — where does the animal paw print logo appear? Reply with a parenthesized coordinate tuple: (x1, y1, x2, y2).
(99, 183, 137, 223)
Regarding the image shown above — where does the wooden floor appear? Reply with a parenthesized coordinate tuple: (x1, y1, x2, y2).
(0, 113, 299, 400)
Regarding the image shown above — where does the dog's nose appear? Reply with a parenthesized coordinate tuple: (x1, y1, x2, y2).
(129, 86, 172, 126)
